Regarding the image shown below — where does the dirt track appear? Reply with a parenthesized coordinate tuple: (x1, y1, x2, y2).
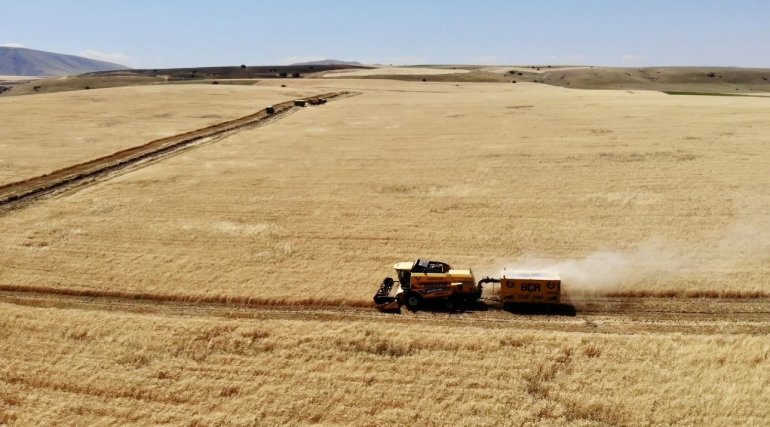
(1, 286, 767, 336)
(0, 91, 355, 209)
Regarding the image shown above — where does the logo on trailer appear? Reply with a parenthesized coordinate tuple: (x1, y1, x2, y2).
(547, 283, 557, 290)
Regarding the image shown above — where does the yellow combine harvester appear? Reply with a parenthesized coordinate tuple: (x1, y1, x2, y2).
(373, 259, 481, 311)
(374, 260, 564, 312)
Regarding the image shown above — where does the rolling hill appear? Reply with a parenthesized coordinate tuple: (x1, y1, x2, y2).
(324, 65, 770, 93)
(0, 47, 129, 76)
(289, 59, 364, 66)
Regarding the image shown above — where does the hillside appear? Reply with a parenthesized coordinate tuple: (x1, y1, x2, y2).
(507, 66, 770, 93)
(289, 59, 364, 66)
(323, 65, 770, 93)
(0, 47, 129, 76)
(87, 63, 369, 80)
(0, 63, 371, 97)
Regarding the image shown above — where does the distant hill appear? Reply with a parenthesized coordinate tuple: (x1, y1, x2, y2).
(326, 65, 770, 93)
(87, 63, 370, 81)
(0, 47, 130, 76)
(504, 66, 770, 93)
(289, 59, 364, 67)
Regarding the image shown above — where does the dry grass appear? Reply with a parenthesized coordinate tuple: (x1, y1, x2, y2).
(0, 301, 768, 425)
(0, 84, 321, 185)
(1, 79, 768, 303)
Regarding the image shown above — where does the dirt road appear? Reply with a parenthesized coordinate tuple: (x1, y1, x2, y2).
(0, 91, 355, 208)
(2, 286, 767, 336)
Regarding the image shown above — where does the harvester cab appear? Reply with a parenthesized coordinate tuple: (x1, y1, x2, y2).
(374, 259, 481, 312)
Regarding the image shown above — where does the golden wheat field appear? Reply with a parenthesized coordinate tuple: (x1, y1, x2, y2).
(1, 78, 769, 425)
(0, 84, 320, 185)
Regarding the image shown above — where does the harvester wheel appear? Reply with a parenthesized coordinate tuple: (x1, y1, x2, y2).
(405, 293, 422, 311)
(444, 296, 461, 312)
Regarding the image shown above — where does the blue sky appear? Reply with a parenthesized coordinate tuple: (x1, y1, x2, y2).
(2, 0, 769, 68)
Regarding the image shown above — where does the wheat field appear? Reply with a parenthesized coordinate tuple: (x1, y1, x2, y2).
(1, 78, 769, 425)
(1, 297, 768, 426)
(0, 84, 320, 185)
(2, 79, 769, 301)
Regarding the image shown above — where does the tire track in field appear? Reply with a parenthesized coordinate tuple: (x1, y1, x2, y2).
(0, 283, 371, 309)
(0, 91, 358, 209)
(1, 285, 768, 336)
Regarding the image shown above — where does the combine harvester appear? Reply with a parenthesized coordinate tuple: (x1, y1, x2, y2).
(374, 260, 480, 312)
(374, 259, 573, 314)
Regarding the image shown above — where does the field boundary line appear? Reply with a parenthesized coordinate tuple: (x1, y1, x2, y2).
(1, 283, 767, 313)
(1, 286, 768, 336)
(0, 283, 372, 309)
(0, 91, 359, 209)
(599, 289, 770, 299)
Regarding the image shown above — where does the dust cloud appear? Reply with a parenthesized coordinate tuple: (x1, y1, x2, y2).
(482, 221, 770, 295)
(502, 239, 691, 293)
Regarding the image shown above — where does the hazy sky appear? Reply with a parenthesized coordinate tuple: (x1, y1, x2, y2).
(2, 0, 769, 68)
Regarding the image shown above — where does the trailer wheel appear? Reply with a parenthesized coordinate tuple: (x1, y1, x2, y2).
(405, 293, 422, 311)
(465, 295, 478, 309)
(444, 296, 463, 311)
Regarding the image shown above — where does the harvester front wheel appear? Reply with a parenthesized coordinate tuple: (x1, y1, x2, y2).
(405, 293, 422, 311)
